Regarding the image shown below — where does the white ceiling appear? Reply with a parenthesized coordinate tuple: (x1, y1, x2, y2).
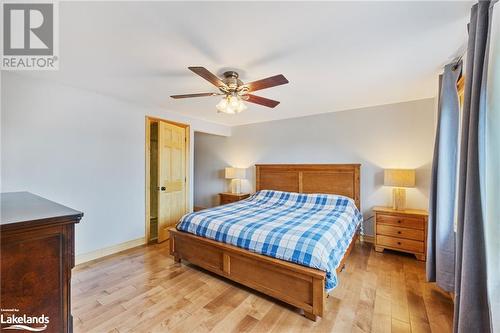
(22, 1, 472, 126)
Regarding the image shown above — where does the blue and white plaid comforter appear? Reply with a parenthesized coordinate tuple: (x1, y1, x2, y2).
(177, 190, 363, 290)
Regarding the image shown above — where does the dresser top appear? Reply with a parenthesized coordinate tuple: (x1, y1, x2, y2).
(1, 192, 83, 228)
(373, 206, 428, 216)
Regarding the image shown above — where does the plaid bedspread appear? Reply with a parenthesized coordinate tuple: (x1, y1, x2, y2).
(176, 190, 363, 290)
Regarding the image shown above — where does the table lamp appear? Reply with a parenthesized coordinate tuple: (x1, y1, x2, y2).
(384, 169, 416, 210)
(225, 167, 246, 194)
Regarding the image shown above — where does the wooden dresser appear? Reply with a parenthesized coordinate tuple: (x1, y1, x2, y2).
(219, 192, 250, 205)
(373, 206, 428, 261)
(1, 192, 83, 333)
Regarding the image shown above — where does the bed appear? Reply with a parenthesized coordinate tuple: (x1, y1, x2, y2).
(169, 164, 361, 321)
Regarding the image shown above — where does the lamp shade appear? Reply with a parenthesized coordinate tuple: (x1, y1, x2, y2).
(225, 167, 246, 180)
(384, 169, 416, 188)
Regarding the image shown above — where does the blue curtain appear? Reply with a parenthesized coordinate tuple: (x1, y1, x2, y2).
(454, 1, 495, 332)
(426, 63, 461, 292)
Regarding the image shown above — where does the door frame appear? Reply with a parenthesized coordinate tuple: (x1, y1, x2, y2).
(145, 116, 191, 243)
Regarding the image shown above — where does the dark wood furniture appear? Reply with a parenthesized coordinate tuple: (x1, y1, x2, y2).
(1, 192, 83, 333)
(219, 192, 250, 205)
(373, 206, 428, 261)
(170, 164, 361, 321)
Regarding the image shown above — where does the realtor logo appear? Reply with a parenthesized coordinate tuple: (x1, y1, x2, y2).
(1, 308, 49, 332)
(1, 2, 59, 70)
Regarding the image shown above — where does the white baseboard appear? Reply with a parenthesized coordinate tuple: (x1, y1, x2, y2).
(76, 237, 146, 265)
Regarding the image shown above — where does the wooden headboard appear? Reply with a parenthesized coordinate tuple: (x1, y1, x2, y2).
(255, 164, 361, 209)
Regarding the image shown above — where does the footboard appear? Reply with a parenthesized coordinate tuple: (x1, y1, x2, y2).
(169, 228, 326, 321)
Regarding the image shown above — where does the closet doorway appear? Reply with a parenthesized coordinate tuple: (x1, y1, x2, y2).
(145, 117, 190, 243)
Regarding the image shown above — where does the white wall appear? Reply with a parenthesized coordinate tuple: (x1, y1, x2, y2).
(194, 98, 436, 235)
(1, 72, 230, 255)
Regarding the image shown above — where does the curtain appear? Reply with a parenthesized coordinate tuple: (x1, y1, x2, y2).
(454, 1, 494, 332)
(484, 1, 499, 330)
(426, 62, 461, 292)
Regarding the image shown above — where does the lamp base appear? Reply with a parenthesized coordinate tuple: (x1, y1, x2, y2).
(392, 188, 407, 210)
(230, 179, 242, 194)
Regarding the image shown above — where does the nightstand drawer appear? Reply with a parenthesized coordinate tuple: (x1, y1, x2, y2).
(219, 193, 250, 205)
(376, 213, 424, 230)
(376, 235, 424, 253)
(221, 197, 238, 205)
(377, 224, 424, 241)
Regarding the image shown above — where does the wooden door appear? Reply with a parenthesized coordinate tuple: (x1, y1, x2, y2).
(157, 121, 187, 242)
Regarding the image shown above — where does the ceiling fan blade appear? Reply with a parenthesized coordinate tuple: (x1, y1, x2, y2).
(245, 74, 289, 92)
(170, 92, 221, 99)
(245, 94, 280, 108)
(188, 66, 228, 88)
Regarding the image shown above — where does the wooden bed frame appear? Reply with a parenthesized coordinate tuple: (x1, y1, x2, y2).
(169, 164, 361, 321)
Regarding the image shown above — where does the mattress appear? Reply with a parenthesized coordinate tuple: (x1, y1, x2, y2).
(176, 190, 363, 290)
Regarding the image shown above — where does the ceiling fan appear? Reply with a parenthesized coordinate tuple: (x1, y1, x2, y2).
(170, 67, 289, 114)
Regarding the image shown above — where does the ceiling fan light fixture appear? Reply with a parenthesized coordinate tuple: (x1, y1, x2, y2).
(216, 97, 228, 111)
(216, 95, 246, 114)
(229, 95, 240, 108)
(237, 101, 247, 113)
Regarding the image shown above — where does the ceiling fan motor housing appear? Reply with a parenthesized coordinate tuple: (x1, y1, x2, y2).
(221, 71, 247, 94)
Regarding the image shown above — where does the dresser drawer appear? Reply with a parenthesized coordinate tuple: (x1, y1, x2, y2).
(377, 224, 424, 241)
(376, 235, 424, 253)
(376, 213, 424, 230)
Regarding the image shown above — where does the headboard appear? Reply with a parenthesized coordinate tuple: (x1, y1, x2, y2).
(255, 164, 361, 209)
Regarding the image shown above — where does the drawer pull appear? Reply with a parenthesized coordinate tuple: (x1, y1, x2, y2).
(397, 231, 402, 234)
(397, 220, 401, 223)
(397, 242, 402, 245)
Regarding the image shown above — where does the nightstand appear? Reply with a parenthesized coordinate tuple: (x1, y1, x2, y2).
(219, 192, 250, 205)
(373, 206, 428, 261)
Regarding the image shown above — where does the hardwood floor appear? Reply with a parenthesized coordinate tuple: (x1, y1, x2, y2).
(72, 241, 453, 332)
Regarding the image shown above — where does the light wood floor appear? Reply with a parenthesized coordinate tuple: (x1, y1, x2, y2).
(72, 241, 453, 333)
